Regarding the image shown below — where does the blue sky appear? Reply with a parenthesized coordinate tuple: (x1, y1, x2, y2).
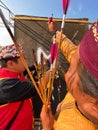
(0, 0, 98, 46)
(2, 0, 97, 21)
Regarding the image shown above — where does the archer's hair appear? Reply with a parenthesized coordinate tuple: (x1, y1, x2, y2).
(0, 57, 19, 68)
(77, 61, 98, 98)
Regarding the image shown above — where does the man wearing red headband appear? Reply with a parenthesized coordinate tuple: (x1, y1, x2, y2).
(41, 23, 98, 130)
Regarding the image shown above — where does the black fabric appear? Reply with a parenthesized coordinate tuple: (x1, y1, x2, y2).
(0, 78, 37, 105)
(5, 101, 24, 130)
(23, 65, 38, 82)
(23, 65, 36, 76)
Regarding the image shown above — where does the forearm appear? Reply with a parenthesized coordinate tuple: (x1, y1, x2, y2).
(60, 37, 77, 63)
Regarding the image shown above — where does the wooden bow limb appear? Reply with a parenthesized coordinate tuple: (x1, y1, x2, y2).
(32, 49, 38, 67)
(32, 49, 41, 82)
(40, 75, 48, 105)
(40, 53, 47, 103)
(40, 52, 45, 75)
(32, 49, 47, 104)
(0, 8, 45, 104)
(47, 69, 55, 103)
(59, 65, 65, 75)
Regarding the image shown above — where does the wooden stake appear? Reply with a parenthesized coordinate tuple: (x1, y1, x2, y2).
(12, 16, 93, 25)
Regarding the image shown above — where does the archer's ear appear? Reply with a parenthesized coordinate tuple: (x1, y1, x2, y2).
(6, 60, 14, 69)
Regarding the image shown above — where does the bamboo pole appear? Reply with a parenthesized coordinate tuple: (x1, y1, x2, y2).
(12, 16, 94, 25)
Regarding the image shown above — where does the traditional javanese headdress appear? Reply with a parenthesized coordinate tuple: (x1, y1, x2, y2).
(79, 22, 98, 80)
(0, 44, 24, 60)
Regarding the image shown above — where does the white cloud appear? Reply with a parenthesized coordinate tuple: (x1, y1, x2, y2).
(0, 9, 14, 46)
(0, 28, 13, 46)
(0, 19, 14, 46)
(78, 4, 83, 12)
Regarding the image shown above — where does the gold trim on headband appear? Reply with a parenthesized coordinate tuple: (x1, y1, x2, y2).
(92, 25, 98, 42)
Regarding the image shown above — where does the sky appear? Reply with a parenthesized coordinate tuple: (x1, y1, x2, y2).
(0, 0, 98, 46)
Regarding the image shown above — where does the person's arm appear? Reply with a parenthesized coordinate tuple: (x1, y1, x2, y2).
(55, 31, 78, 63)
(40, 104, 55, 130)
(0, 78, 36, 104)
